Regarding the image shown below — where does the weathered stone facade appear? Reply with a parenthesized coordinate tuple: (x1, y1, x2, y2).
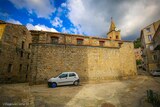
(153, 24, 160, 68)
(0, 21, 32, 83)
(140, 19, 160, 71)
(0, 20, 137, 84)
(30, 31, 137, 84)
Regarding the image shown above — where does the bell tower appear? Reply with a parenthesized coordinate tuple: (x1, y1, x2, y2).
(107, 18, 121, 40)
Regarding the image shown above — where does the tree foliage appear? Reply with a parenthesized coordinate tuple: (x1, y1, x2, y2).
(134, 38, 141, 48)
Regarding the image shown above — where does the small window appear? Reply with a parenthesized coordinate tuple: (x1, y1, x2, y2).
(51, 37, 59, 44)
(59, 73, 68, 78)
(69, 73, 76, 77)
(146, 28, 150, 32)
(19, 64, 22, 72)
(28, 53, 30, 59)
(116, 35, 119, 39)
(77, 39, 83, 45)
(99, 41, 105, 46)
(28, 44, 31, 49)
(20, 51, 23, 57)
(148, 35, 152, 41)
(8, 64, 12, 73)
(22, 41, 24, 49)
(26, 64, 29, 72)
(153, 55, 157, 61)
(26, 74, 28, 80)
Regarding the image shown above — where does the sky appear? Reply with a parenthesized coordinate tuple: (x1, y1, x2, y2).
(0, 0, 160, 40)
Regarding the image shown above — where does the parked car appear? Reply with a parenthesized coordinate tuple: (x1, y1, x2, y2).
(151, 70, 160, 77)
(48, 72, 80, 88)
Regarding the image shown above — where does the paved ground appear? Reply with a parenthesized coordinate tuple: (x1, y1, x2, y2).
(0, 69, 160, 107)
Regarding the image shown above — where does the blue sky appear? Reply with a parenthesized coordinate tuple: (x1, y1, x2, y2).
(0, 0, 160, 40)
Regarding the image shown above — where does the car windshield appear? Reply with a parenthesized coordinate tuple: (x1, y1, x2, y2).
(54, 73, 62, 78)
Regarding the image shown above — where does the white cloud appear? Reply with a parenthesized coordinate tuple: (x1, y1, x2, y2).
(7, 19, 22, 25)
(26, 23, 58, 32)
(51, 17, 63, 27)
(61, 26, 82, 34)
(67, 0, 107, 36)
(119, 1, 158, 37)
(9, 0, 55, 18)
(61, 3, 67, 8)
(66, 0, 160, 39)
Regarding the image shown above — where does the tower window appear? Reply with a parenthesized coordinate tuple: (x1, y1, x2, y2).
(77, 39, 83, 45)
(116, 35, 119, 39)
(51, 37, 59, 44)
(99, 41, 105, 46)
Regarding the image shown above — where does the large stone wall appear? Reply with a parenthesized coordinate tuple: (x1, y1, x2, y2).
(30, 42, 137, 84)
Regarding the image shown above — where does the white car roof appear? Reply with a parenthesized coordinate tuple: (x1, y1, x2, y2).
(62, 72, 77, 73)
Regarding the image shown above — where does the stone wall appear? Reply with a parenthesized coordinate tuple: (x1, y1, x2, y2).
(0, 23, 32, 83)
(30, 42, 137, 84)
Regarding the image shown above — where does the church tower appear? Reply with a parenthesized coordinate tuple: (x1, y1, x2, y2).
(107, 18, 121, 40)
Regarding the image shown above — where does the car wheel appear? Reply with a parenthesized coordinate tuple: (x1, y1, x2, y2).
(74, 81, 79, 86)
(51, 83, 57, 88)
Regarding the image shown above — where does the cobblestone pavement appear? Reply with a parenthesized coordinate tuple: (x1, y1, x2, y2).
(0, 70, 160, 107)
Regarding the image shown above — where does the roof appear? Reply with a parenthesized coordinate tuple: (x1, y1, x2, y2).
(153, 24, 160, 40)
(109, 18, 116, 32)
(30, 30, 133, 43)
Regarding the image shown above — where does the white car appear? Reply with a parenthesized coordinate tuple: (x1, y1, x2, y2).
(48, 72, 80, 88)
(151, 70, 160, 77)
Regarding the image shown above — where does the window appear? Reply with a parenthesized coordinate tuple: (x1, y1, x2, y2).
(20, 51, 23, 57)
(146, 27, 150, 32)
(22, 41, 24, 49)
(28, 53, 30, 59)
(59, 73, 68, 78)
(26, 75, 28, 80)
(149, 45, 154, 51)
(99, 41, 105, 46)
(148, 35, 152, 41)
(116, 35, 119, 39)
(51, 37, 59, 44)
(19, 64, 22, 72)
(77, 39, 83, 45)
(69, 73, 76, 77)
(26, 64, 29, 72)
(8, 64, 12, 72)
(28, 44, 31, 49)
(153, 55, 157, 61)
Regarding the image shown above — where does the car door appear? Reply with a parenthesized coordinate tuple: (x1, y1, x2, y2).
(67, 73, 77, 84)
(57, 73, 69, 85)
